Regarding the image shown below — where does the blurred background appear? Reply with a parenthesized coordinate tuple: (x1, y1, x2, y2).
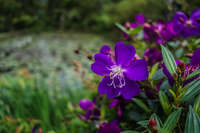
(0, 0, 199, 132)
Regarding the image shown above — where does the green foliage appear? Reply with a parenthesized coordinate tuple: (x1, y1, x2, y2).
(161, 108, 182, 133)
(186, 69, 200, 80)
(184, 106, 200, 133)
(180, 78, 200, 102)
(132, 98, 151, 113)
(194, 95, 200, 116)
(159, 91, 172, 114)
(161, 45, 177, 76)
(0, 0, 169, 32)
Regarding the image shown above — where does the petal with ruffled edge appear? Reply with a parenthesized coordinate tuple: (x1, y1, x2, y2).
(190, 48, 200, 66)
(121, 78, 140, 99)
(91, 53, 114, 76)
(115, 42, 136, 66)
(100, 45, 111, 55)
(98, 76, 120, 99)
(136, 14, 145, 25)
(125, 59, 148, 81)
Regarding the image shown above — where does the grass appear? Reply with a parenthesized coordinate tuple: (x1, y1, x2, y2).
(0, 32, 110, 133)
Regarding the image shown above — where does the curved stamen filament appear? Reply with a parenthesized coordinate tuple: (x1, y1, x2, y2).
(107, 65, 126, 88)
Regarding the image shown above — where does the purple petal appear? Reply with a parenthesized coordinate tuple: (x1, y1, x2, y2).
(91, 53, 114, 76)
(190, 48, 200, 66)
(100, 45, 111, 55)
(191, 9, 200, 27)
(115, 42, 136, 66)
(130, 22, 138, 28)
(98, 123, 121, 133)
(136, 14, 145, 25)
(121, 78, 140, 99)
(98, 76, 120, 99)
(173, 11, 188, 33)
(109, 99, 119, 108)
(125, 59, 148, 81)
(79, 99, 94, 111)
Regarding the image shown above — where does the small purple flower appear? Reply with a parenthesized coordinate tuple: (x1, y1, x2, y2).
(144, 47, 162, 66)
(173, 9, 200, 38)
(98, 122, 121, 133)
(123, 14, 146, 39)
(91, 42, 149, 100)
(79, 99, 95, 111)
(79, 99, 100, 121)
(151, 21, 178, 44)
(129, 13, 146, 28)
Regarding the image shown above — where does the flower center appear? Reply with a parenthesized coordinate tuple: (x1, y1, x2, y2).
(107, 65, 126, 88)
(185, 20, 192, 27)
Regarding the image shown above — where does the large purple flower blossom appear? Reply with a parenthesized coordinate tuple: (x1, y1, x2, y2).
(91, 42, 148, 99)
(173, 9, 200, 38)
(163, 48, 200, 86)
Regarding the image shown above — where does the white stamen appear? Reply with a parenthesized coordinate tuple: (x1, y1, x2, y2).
(107, 65, 126, 88)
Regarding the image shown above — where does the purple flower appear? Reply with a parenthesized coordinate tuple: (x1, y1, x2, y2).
(79, 99, 100, 121)
(173, 9, 200, 38)
(123, 14, 146, 39)
(91, 42, 149, 99)
(151, 21, 178, 44)
(129, 14, 146, 28)
(79, 99, 95, 111)
(98, 122, 121, 133)
(144, 47, 162, 66)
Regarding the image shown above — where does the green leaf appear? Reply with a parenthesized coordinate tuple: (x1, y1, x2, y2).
(150, 113, 163, 128)
(184, 106, 200, 133)
(180, 78, 200, 102)
(161, 45, 177, 76)
(132, 98, 151, 113)
(162, 108, 181, 133)
(122, 131, 139, 133)
(194, 95, 200, 116)
(152, 68, 165, 80)
(115, 23, 129, 34)
(137, 120, 148, 128)
(186, 69, 200, 80)
(162, 108, 182, 132)
(175, 48, 183, 58)
(159, 91, 172, 114)
(148, 63, 159, 80)
(129, 26, 142, 36)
